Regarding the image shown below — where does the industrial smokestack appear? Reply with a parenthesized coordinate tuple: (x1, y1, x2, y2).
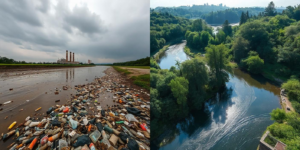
(66, 50, 68, 62)
(70, 51, 72, 62)
(73, 53, 74, 62)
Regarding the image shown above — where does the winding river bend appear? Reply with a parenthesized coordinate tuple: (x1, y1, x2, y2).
(153, 41, 281, 150)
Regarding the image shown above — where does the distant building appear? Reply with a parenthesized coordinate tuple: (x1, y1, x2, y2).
(88, 60, 91, 64)
(57, 50, 79, 64)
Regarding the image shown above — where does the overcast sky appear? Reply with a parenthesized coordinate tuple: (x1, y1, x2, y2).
(151, 0, 299, 8)
(0, 0, 149, 63)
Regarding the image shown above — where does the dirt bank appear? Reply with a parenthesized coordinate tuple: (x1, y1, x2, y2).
(119, 67, 150, 78)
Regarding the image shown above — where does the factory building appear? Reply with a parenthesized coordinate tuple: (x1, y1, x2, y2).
(57, 50, 79, 64)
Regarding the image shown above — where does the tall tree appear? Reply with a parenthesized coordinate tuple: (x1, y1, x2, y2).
(240, 12, 247, 25)
(192, 19, 203, 31)
(246, 11, 249, 19)
(205, 44, 230, 87)
(264, 1, 277, 16)
(169, 77, 189, 107)
(181, 58, 208, 109)
(222, 20, 232, 36)
(232, 37, 250, 63)
(200, 31, 210, 49)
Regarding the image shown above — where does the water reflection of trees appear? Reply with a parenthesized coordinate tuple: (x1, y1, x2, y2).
(154, 86, 233, 149)
(233, 69, 280, 96)
(179, 86, 233, 136)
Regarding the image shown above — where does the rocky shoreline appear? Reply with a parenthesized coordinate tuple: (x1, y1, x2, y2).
(1, 67, 150, 150)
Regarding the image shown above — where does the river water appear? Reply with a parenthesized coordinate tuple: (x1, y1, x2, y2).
(153, 41, 281, 150)
(210, 23, 239, 35)
(0, 66, 112, 146)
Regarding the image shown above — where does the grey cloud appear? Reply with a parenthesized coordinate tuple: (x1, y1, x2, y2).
(64, 6, 106, 34)
(0, 0, 149, 63)
(36, 0, 50, 13)
(0, 0, 42, 26)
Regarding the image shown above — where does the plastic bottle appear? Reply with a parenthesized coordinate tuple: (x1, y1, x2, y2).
(140, 123, 147, 131)
(101, 130, 111, 147)
(104, 125, 113, 133)
(58, 139, 68, 150)
(89, 130, 101, 143)
(28, 137, 38, 149)
(48, 132, 61, 142)
(29, 122, 40, 127)
(115, 121, 124, 124)
(89, 143, 96, 150)
(40, 135, 48, 146)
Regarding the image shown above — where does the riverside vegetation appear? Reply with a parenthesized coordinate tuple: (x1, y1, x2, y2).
(151, 1, 300, 149)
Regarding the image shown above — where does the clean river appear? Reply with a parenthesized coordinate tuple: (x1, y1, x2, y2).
(152, 40, 281, 150)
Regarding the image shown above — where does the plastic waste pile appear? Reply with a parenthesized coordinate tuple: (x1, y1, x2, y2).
(2, 70, 150, 150)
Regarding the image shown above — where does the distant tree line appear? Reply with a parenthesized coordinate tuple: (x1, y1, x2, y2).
(0, 57, 28, 64)
(154, 5, 285, 25)
(154, 4, 229, 19)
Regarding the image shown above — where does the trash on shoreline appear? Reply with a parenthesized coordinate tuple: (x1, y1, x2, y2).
(35, 107, 42, 111)
(4, 101, 13, 105)
(8, 121, 17, 130)
(63, 86, 68, 90)
(2, 68, 150, 150)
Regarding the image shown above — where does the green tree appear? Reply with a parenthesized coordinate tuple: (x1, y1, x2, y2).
(175, 60, 182, 76)
(241, 53, 264, 74)
(192, 19, 203, 31)
(216, 30, 226, 44)
(150, 58, 160, 69)
(238, 21, 273, 62)
(282, 79, 300, 103)
(150, 31, 160, 52)
(150, 89, 162, 118)
(205, 44, 230, 87)
(270, 108, 287, 123)
(222, 20, 232, 36)
(169, 77, 189, 106)
(232, 37, 250, 63)
(200, 31, 210, 49)
(268, 123, 295, 139)
(264, 1, 277, 16)
(240, 12, 247, 25)
(181, 58, 209, 109)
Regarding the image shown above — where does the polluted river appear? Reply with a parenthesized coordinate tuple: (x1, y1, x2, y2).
(0, 66, 150, 150)
(153, 41, 281, 150)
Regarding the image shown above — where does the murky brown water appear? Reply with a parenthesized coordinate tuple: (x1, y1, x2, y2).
(0, 66, 117, 147)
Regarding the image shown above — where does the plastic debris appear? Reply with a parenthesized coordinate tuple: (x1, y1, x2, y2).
(2, 68, 150, 150)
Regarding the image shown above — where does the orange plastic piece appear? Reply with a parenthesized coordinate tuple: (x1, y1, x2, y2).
(88, 124, 92, 132)
(28, 137, 37, 149)
(63, 107, 69, 113)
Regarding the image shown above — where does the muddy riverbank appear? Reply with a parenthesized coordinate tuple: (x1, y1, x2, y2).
(0, 66, 150, 148)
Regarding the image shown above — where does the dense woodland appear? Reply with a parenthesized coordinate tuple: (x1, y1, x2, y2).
(153, 4, 284, 24)
(150, 12, 191, 54)
(112, 57, 150, 66)
(151, 2, 300, 149)
(153, 4, 229, 19)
